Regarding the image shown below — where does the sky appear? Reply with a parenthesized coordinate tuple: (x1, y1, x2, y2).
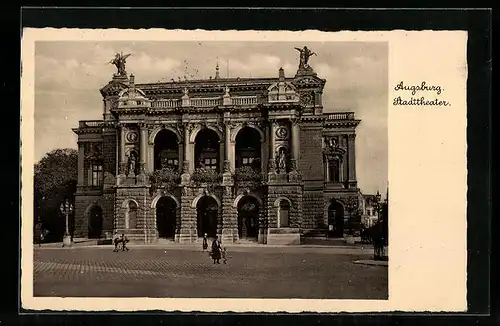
(34, 41, 388, 196)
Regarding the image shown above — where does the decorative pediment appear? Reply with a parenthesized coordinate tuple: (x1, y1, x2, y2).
(292, 75, 325, 87)
(324, 145, 346, 160)
(84, 143, 103, 162)
(99, 82, 128, 97)
(267, 80, 299, 103)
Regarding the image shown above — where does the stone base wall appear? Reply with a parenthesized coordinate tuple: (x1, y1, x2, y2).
(267, 183, 304, 228)
(221, 185, 238, 244)
(179, 186, 197, 243)
(266, 227, 301, 245)
(302, 189, 325, 229)
(73, 189, 107, 238)
(115, 184, 155, 243)
(72, 180, 354, 244)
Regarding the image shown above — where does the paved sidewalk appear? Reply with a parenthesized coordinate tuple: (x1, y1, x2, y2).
(33, 246, 388, 299)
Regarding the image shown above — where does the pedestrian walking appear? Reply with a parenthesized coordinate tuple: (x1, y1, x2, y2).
(121, 233, 130, 252)
(222, 246, 228, 264)
(202, 233, 208, 251)
(113, 231, 121, 252)
(210, 236, 222, 264)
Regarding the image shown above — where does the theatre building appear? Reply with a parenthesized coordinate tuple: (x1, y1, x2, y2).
(72, 48, 361, 244)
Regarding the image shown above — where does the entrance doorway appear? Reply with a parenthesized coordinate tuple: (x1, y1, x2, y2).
(156, 197, 177, 239)
(197, 196, 219, 237)
(88, 205, 103, 239)
(237, 196, 259, 239)
(327, 199, 344, 237)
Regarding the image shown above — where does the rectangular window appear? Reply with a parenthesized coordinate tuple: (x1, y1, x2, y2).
(91, 164, 103, 187)
(328, 160, 340, 183)
(241, 156, 255, 167)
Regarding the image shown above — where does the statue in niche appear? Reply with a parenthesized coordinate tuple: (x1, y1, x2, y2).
(276, 148, 287, 172)
(127, 151, 138, 175)
(327, 137, 338, 149)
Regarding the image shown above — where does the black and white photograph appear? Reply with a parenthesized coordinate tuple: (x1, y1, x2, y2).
(21, 28, 469, 313)
(31, 39, 388, 299)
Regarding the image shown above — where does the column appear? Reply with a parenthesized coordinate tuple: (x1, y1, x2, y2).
(325, 158, 330, 182)
(119, 125, 126, 174)
(270, 122, 277, 159)
(339, 159, 344, 182)
(268, 121, 277, 172)
(291, 120, 300, 170)
(219, 140, 225, 172)
(178, 139, 184, 173)
(225, 125, 230, 160)
(224, 124, 231, 172)
(183, 124, 193, 173)
(347, 134, 357, 183)
(140, 125, 148, 174)
(77, 142, 85, 185)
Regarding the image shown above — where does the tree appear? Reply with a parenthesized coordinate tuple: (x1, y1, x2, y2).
(34, 148, 78, 242)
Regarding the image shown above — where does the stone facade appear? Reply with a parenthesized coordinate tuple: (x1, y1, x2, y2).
(71, 49, 361, 244)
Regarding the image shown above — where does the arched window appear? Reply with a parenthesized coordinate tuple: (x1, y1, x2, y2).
(125, 201, 138, 229)
(195, 129, 220, 172)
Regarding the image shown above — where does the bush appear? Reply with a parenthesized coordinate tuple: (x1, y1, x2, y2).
(234, 166, 262, 182)
(191, 168, 221, 184)
(149, 167, 180, 192)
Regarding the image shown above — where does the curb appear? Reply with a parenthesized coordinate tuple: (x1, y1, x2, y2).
(353, 259, 388, 267)
(35, 243, 373, 250)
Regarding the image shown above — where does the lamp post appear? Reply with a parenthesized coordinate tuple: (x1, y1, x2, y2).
(344, 196, 359, 243)
(59, 199, 74, 247)
(373, 190, 387, 260)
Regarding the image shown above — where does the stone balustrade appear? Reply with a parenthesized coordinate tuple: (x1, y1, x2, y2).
(324, 112, 355, 120)
(231, 96, 258, 106)
(190, 97, 223, 107)
(151, 99, 181, 108)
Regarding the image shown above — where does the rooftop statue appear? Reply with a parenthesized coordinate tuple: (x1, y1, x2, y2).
(294, 46, 317, 69)
(109, 52, 132, 77)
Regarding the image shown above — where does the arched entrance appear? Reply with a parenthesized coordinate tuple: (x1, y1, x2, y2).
(88, 205, 103, 239)
(154, 129, 180, 171)
(327, 199, 344, 237)
(237, 196, 259, 239)
(197, 196, 219, 237)
(156, 196, 177, 239)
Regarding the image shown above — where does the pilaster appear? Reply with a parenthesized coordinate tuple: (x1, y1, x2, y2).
(347, 134, 357, 188)
(179, 186, 196, 243)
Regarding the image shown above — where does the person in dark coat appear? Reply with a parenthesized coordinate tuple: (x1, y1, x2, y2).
(202, 233, 208, 251)
(34, 217, 43, 247)
(210, 236, 222, 264)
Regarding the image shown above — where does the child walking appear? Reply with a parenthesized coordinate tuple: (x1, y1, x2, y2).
(222, 246, 228, 264)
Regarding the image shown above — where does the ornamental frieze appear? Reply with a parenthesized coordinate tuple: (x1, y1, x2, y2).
(299, 91, 315, 106)
(126, 130, 139, 143)
(275, 126, 288, 140)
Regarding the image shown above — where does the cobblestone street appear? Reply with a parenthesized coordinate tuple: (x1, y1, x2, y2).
(33, 245, 387, 299)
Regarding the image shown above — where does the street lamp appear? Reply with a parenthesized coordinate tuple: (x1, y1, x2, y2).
(59, 199, 74, 247)
(373, 190, 388, 261)
(345, 196, 359, 242)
